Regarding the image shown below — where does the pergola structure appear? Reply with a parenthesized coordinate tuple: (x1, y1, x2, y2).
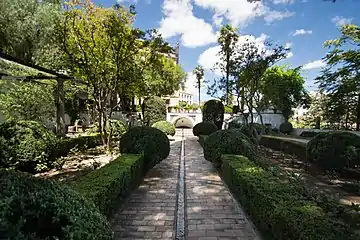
(0, 51, 87, 135)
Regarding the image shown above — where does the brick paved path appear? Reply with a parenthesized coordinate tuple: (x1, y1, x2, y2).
(111, 129, 260, 240)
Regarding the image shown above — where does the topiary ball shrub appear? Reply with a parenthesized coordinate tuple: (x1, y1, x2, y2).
(306, 132, 360, 171)
(193, 122, 218, 136)
(279, 121, 293, 134)
(0, 120, 58, 173)
(0, 170, 113, 240)
(203, 100, 225, 130)
(228, 121, 242, 129)
(203, 129, 255, 167)
(120, 126, 170, 170)
(142, 96, 166, 126)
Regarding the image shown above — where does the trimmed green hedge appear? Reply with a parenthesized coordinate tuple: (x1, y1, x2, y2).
(72, 154, 144, 217)
(221, 155, 359, 240)
(1, 170, 113, 239)
(193, 121, 218, 136)
(300, 131, 321, 138)
(260, 136, 307, 161)
(152, 121, 176, 136)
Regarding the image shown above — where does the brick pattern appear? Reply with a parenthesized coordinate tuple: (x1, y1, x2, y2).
(111, 138, 182, 240)
(184, 130, 260, 240)
(111, 129, 260, 240)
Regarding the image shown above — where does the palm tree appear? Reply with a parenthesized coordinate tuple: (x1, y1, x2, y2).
(192, 65, 204, 106)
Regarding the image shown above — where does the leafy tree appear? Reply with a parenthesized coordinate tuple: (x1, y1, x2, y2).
(316, 24, 360, 130)
(193, 65, 204, 106)
(138, 56, 186, 98)
(57, 0, 174, 148)
(262, 66, 309, 121)
(209, 25, 239, 105)
(0, 0, 62, 64)
(232, 39, 288, 124)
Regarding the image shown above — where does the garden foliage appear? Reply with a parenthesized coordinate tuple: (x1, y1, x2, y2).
(202, 100, 225, 130)
(120, 126, 170, 170)
(152, 121, 176, 136)
(0, 120, 57, 173)
(203, 129, 255, 167)
(221, 155, 359, 240)
(279, 121, 293, 134)
(142, 96, 166, 126)
(0, 170, 113, 240)
(72, 154, 144, 216)
(192, 121, 217, 136)
(307, 132, 360, 171)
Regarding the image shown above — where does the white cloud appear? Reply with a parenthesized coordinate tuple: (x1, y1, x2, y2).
(331, 16, 352, 27)
(286, 52, 293, 58)
(212, 14, 223, 27)
(194, 0, 267, 27)
(264, 10, 295, 23)
(302, 60, 326, 70)
(291, 29, 312, 36)
(271, 0, 295, 4)
(158, 0, 217, 48)
(198, 33, 269, 76)
(285, 42, 292, 49)
(184, 72, 198, 96)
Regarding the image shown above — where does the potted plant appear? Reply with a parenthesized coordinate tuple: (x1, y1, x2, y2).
(184, 105, 191, 113)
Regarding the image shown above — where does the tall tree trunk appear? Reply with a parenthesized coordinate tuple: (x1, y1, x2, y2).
(198, 85, 201, 107)
(55, 79, 66, 136)
(355, 92, 360, 131)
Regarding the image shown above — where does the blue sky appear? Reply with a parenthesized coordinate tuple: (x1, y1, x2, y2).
(95, 0, 359, 102)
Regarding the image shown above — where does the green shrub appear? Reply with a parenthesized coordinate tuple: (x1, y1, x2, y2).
(72, 154, 144, 217)
(228, 121, 242, 129)
(0, 170, 113, 240)
(279, 121, 293, 134)
(239, 125, 258, 144)
(142, 96, 166, 126)
(120, 126, 170, 170)
(306, 132, 360, 171)
(300, 131, 321, 138)
(221, 155, 358, 240)
(193, 121, 218, 136)
(203, 99, 225, 130)
(55, 134, 101, 158)
(198, 135, 208, 147)
(203, 129, 255, 165)
(152, 121, 176, 136)
(260, 136, 307, 161)
(0, 120, 58, 173)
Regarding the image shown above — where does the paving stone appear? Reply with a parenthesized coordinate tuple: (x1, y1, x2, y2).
(110, 139, 181, 239)
(110, 130, 260, 240)
(184, 131, 260, 240)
